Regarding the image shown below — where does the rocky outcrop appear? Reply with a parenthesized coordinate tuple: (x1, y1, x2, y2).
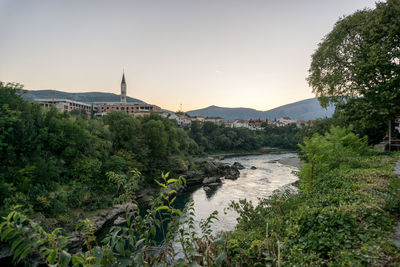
(221, 165, 240, 180)
(181, 159, 241, 185)
(233, 162, 245, 170)
(184, 170, 206, 185)
(202, 177, 221, 184)
(203, 161, 219, 176)
(67, 202, 137, 254)
(93, 202, 136, 233)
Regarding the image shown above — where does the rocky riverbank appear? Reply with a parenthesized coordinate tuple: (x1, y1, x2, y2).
(180, 159, 244, 186)
(278, 156, 301, 169)
(209, 148, 297, 160)
(0, 158, 244, 265)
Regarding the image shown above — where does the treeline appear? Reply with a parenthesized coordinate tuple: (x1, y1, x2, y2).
(189, 121, 299, 153)
(0, 82, 300, 220)
(0, 83, 199, 220)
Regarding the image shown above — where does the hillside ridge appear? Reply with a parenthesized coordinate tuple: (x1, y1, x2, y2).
(22, 89, 145, 104)
(187, 98, 335, 121)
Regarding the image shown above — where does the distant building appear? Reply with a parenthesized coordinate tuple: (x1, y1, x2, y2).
(190, 116, 205, 123)
(222, 121, 232, 128)
(94, 73, 161, 117)
(95, 102, 161, 116)
(296, 120, 307, 128)
(120, 73, 127, 103)
(205, 117, 224, 125)
(277, 117, 297, 126)
(35, 98, 95, 116)
(34, 73, 161, 117)
(248, 122, 263, 130)
(233, 119, 248, 128)
(175, 114, 192, 127)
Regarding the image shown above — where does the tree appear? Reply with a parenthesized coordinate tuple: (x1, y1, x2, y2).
(105, 111, 142, 151)
(307, 0, 400, 142)
(142, 119, 168, 159)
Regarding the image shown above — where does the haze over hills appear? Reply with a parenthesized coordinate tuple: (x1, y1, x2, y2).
(22, 90, 145, 104)
(187, 98, 335, 121)
(21, 90, 333, 121)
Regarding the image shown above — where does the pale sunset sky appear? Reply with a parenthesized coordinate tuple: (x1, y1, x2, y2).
(0, 0, 377, 111)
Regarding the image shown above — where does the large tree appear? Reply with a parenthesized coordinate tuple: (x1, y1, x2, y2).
(307, 0, 400, 142)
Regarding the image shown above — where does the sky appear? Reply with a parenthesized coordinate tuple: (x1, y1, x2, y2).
(0, 0, 378, 112)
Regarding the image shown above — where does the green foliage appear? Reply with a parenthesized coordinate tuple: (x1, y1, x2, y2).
(307, 0, 400, 144)
(2, 142, 400, 266)
(189, 121, 300, 153)
(227, 127, 400, 265)
(0, 81, 206, 218)
(107, 169, 141, 204)
(0, 210, 71, 266)
(299, 126, 369, 190)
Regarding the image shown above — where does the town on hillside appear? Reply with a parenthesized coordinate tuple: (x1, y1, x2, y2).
(162, 113, 314, 130)
(31, 73, 315, 130)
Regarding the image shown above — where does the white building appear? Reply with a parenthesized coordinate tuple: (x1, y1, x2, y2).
(277, 117, 297, 126)
(35, 98, 95, 116)
(224, 121, 233, 128)
(204, 117, 224, 125)
(233, 119, 249, 128)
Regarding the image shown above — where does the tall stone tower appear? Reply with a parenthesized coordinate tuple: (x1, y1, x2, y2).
(121, 73, 127, 103)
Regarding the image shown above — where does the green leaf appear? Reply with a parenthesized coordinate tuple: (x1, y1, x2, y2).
(215, 251, 227, 265)
(133, 253, 144, 266)
(190, 262, 202, 267)
(60, 250, 71, 266)
(168, 190, 177, 195)
(10, 237, 24, 252)
(213, 236, 226, 246)
(116, 242, 124, 254)
(167, 178, 178, 184)
(46, 249, 57, 264)
(156, 206, 170, 212)
(155, 180, 167, 188)
(13, 242, 30, 263)
(18, 248, 32, 262)
(172, 209, 182, 216)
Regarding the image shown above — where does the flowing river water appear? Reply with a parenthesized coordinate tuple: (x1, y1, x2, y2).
(174, 153, 299, 235)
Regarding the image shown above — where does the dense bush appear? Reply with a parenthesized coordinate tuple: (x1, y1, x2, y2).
(0, 83, 198, 219)
(227, 127, 400, 265)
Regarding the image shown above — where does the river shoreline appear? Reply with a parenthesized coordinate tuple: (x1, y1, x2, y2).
(0, 152, 300, 265)
(278, 156, 301, 169)
(208, 148, 298, 160)
(176, 152, 300, 234)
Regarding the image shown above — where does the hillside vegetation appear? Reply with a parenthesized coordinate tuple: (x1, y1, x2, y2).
(229, 127, 400, 265)
(1, 125, 400, 266)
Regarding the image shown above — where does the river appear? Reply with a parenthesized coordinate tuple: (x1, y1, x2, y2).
(175, 153, 299, 235)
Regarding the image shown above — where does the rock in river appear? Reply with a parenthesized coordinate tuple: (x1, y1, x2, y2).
(203, 176, 221, 184)
(233, 162, 245, 170)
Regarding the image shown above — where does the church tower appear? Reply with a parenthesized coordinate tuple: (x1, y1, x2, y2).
(121, 73, 127, 103)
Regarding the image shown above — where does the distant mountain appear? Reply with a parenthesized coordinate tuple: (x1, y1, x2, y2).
(21, 89, 145, 104)
(187, 98, 335, 121)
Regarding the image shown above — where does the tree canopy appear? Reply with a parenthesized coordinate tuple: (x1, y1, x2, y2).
(307, 0, 400, 137)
